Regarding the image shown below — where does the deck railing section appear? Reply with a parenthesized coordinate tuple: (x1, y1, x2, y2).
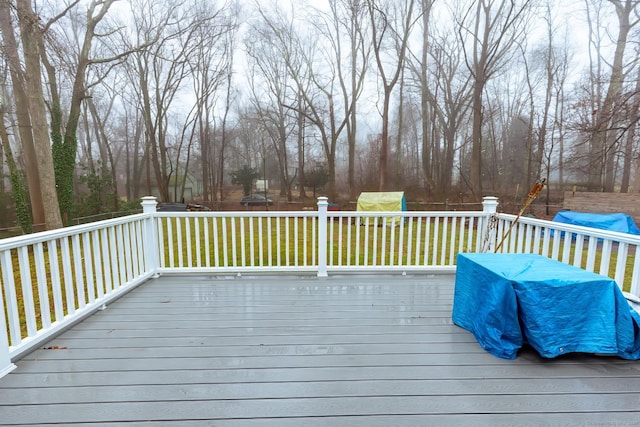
(323, 211, 488, 273)
(155, 210, 320, 274)
(153, 197, 495, 276)
(493, 213, 640, 297)
(0, 212, 156, 372)
(1, 194, 640, 379)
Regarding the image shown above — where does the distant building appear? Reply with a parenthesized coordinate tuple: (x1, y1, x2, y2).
(256, 179, 268, 193)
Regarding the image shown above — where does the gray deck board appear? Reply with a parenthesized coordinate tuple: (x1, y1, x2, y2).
(1, 274, 640, 426)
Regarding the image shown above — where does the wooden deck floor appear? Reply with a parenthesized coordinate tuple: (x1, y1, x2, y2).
(1, 274, 640, 426)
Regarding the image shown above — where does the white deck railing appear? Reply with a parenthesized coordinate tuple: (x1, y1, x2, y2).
(153, 207, 490, 276)
(0, 195, 639, 377)
(0, 210, 156, 377)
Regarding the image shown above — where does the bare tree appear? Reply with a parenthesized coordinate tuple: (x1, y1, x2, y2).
(408, 0, 436, 194)
(125, 0, 231, 202)
(286, 1, 371, 200)
(187, 2, 238, 202)
(367, 0, 420, 191)
(406, 0, 472, 196)
(327, 0, 370, 199)
(86, 94, 118, 209)
(537, 4, 572, 207)
(250, 2, 361, 200)
(38, 0, 129, 223)
(551, 44, 571, 193)
(133, 0, 188, 202)
(588, 0, 640, 191)
(520, 43, 538, 192)
(244, 8, 299, 200)
(117, 89, 147, 200)
(216, 23, 239, 202)
(534, 7, 558, 189)
(457, 0, 533, 200)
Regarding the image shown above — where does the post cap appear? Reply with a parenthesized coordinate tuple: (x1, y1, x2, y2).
(141, 196, 158, 213)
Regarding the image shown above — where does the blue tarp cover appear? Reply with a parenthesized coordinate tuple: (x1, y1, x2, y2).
(453, 253, 640, 360)
(552, 211, 640, 235)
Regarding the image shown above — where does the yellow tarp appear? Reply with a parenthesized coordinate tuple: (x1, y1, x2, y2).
(356, 191, 406, 212)
(356, 192, 406, 226)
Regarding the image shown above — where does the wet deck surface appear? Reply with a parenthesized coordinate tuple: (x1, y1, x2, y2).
(1, 274, 640, 426)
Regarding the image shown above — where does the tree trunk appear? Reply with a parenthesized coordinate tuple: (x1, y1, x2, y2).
(200, 113, 210, 201)
(470, 79, 484, 199)
(368, 0, 416, 192)
(395, 68, 405, 189)
(0, 108, 31, 233)
(218, 49, 234, 202)
(591, 0, 634, 192)
(87, 98, 119, 209)
(297, 96, 307, 199)
(16, 0, 63, 230)
(52, 0, 116, 222)
(419, 4, 434, 195)
(379, 89, 391, 191)
(621, 61, 640, 192)
(633, 148, 640, 192)
(468, 0, 489, 200)
(537, 18, 555, 185)
(347, 20, 358, 200)
(0, 0, 46, 231)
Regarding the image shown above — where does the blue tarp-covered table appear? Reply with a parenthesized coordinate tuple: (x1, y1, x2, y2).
(453, 253, 640, 360)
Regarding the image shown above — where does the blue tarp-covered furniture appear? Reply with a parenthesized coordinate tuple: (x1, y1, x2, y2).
(552, 211, 640, 235)
(453, 253, 640, 360)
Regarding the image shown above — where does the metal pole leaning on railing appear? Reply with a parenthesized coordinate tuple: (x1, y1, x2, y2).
(494, 178, 546, 253)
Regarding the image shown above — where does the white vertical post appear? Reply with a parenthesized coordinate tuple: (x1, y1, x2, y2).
(482, 196, 499, 214)
(0, 286, 16, 379)
(481, 196, 499, 253)
(317, 196, 329, 277)
(141, 196, 160, 277)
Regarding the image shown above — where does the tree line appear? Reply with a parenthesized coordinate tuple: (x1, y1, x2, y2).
(0, 0, 639, 232)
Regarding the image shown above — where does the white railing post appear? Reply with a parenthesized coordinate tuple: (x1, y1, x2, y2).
(317, 196, 329, 277)
(141, 196, 160, 277)
(482, 196, 499, 214)
(0, 287, 17, 379)
(481, 196, 499, 253)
